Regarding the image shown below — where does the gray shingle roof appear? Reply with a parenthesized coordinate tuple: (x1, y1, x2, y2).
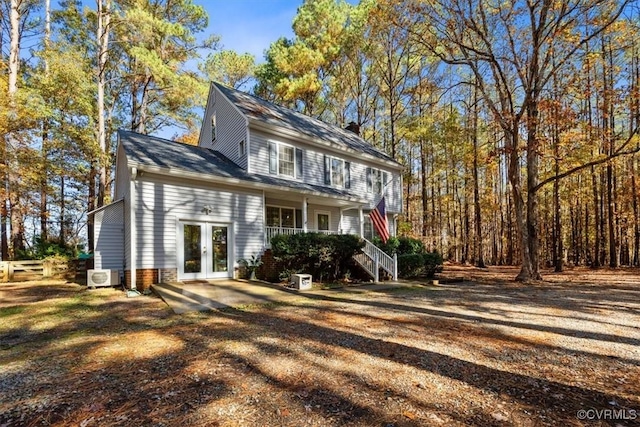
(214, 82, 400, 165)
(119, 130, 365, 200)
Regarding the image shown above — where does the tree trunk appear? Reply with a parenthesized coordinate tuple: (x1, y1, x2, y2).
(88, 165, 96, 253)
(7, 0, 22, 258)
(506, 125, 533, 281)
(421, 137, 428, 239)
(59, 176, 65, 242)
(97, 0, 111, 209)
(472, 87, 485, 268)
(40, 0, 51, 241)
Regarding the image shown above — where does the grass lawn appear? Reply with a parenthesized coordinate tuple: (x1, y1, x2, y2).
(1, 267, 639, 426)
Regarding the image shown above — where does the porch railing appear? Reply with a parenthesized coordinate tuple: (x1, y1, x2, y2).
(265, 226, 341, 247)
(353, 238, 398, 282)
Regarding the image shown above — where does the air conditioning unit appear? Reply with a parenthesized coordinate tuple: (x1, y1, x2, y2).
(87, 269, 120, 289)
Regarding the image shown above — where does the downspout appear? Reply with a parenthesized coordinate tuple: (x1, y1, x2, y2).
(128, 167, 140, 297)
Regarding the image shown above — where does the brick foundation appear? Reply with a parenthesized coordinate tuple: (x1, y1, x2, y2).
(159, 268, 177, 283)
(124, 269, 158, 291)
(256, 250, 279, 282)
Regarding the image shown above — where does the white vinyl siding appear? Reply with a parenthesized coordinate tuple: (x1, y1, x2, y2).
(249, 129, 402, 213)
(133, 173, 263, 270)
(113, 143, 132, 270)
(199, 85, 248, 169)
(93, 201, 124, 275)
(308, 204, 340, 231)
(341, 210, 360, 235)
(341, 210, 396, 239)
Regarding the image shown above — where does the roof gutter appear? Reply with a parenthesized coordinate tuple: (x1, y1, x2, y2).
(129, 162, 369, 205)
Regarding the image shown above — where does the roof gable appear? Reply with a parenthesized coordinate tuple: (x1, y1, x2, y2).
(213, 82, 399, 165)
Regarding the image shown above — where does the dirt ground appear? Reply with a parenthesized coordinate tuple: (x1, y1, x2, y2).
(1, 266, 639, 426)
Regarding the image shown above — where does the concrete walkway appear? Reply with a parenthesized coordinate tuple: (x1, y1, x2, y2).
(151, 279, 416, 314)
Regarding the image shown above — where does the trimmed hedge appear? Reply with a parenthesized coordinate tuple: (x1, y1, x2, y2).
(376, 236, 443, 278)
(271, 233, 364, 282)
(373, 236, 426, 256)
(397, 252, 443, 278)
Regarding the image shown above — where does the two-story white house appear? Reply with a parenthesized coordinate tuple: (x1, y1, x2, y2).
(91, 82, 403, 290)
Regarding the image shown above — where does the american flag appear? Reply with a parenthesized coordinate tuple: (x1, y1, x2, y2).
(370, 197, 390, 243)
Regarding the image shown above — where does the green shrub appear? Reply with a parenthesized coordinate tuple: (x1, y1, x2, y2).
(16, 236, 78, 260)
(397, 253, 425, 277)
(374, 236, 426, 256)
(397, 237, 426, 255)
(423, 252, 443, 278)
(271, 233, 364, 282)
(396, 251, 443, 278)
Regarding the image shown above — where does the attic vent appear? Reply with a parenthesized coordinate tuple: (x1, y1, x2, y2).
(211, 113, 217, 142)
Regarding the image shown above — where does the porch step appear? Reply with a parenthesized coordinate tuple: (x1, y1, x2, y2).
(353, 238, 397, 282)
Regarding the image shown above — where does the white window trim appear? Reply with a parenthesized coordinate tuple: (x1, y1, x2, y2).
(266, 204, 303, 228)
(315, 210, 331, 231)
(326, 155, 350, 188)
(269, 140, 298, 179)
(367, 167, 385, 195)
(278, 144, 295, 177)
(331, 157, 345, 188)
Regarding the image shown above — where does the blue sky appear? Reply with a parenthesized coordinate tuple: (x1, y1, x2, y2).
(202, 0, 301, 62)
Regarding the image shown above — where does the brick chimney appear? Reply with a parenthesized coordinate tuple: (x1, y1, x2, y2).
(345, 121, 360, 135)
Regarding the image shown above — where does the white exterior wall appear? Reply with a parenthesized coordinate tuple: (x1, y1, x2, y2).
(113, 143, 132, 270)
(249, 128, 403, 213)
(308, 204, 340, 231)
(134, 173, 264, 270)
(341, 210, 360, 235)
(93, 201, 124, 274)
(341, 210, 396, 238)
(199, 85, 249, 169)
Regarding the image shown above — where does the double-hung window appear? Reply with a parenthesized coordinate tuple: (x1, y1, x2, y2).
(324, 155, 351, 188)
(331, 158, 344, 187)
(279, 145, 295, 176)
(268, 141, 303, 179)
(366, 167, 388, 194)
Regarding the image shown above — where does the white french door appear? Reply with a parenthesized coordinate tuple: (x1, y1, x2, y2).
(179, 222, 231, 280)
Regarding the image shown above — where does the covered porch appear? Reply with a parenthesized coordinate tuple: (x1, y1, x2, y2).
(261, 191, 398, 281)
(263, 190, 367, 248)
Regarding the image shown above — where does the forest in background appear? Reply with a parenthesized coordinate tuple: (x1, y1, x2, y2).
(1, 0, 639, 280)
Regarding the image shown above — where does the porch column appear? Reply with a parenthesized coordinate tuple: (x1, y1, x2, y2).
(359, 206, 364, 237)
(262, 191, 267, 247)
(302, 197, 308, 232)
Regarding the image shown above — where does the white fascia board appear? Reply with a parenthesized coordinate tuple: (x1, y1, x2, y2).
(130, 162, 368, 205)
(247, 118, 404, 171)
(87, 198, 124, 216)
